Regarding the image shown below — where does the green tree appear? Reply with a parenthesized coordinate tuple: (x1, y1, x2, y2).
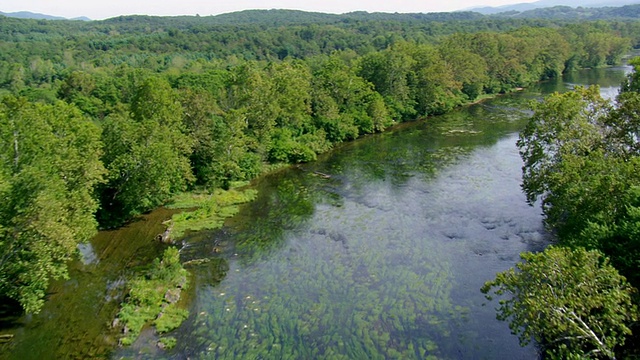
(510, 27, 570, 80)
(406, 43, 463, 116)
(58, 70, 105, 118)
(506, 65, 640, 359)
(311, 54, 384, 142)
(518, 82, 640, 279)
(578, 186, 640, 286)
(482, 246, 637, 359)
(179, 88, 223, 187)
(99, 77, 193, 223)
(268, 60, 313, 132)
(517, 86, 613, 236)
(357, 45, 416, 120)
(438, 36, 489, 100)
(0, 97, 105, 313)
(209, 109, 261, 189)
(223, 62, 278, 156)
(610, 58, 640, 157)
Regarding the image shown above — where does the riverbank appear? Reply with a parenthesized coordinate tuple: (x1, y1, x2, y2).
(0, 207, 176, 359)
(1, 64, 633, 360)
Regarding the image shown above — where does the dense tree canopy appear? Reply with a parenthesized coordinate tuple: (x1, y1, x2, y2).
(99, 77, 194, 224)
(0, 97, 104, 313)
(484, 57, 640, 359)
(517, 76, 640, 284)
(0, 11, 637, 313)
(482, 246, 637, 359)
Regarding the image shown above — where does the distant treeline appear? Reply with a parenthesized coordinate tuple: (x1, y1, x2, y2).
(493, 4, 640, 20)
(3, 10, 640, 65)
(0, 13, 636, 313)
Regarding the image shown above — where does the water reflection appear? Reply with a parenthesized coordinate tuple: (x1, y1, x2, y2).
(536, 65, 632, 100)
(124, 66, 633, 360)
(146, 95, 550, 359)
(77, 242, 99, 265)
(0, 64, 632, 360)
(0, 209, 176, 360)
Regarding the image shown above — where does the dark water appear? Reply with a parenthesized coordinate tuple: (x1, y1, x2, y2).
(0, 208, 177, 359)
(0, 65, 631, 360)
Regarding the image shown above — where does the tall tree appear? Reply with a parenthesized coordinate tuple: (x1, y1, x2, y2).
(517, 86, 613, 237)
(438, 36, 489, 101)
(482, 246, 637, 359)
(99, 77, 193, 224)
(357, 45, 416, 120)
(0, 97, 105, 313)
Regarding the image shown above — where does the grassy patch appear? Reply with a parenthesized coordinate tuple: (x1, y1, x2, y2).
(158, 336, 177, 350)
(260, 162, 291, 174)
(117, 247, 188, 346)
(469, 93, 496, 103)
(164, 188, 258, 241)
(155, 306, 189, 334)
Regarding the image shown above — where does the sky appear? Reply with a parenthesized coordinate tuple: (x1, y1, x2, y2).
(0, 0, 539, 20)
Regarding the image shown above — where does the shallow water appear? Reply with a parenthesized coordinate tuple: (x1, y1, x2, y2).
(0, 65, 631, 360)
(129, 66, 631, 359)
(0, 208, 177, 359)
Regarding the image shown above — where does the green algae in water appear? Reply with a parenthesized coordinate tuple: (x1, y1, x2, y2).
(117, 247, 189, 346)
(0, 208, 178, 360)
(169, 170, 467, 359)
(165, 189, 258, 240)
(158, 336, 177, 349)
(6, 67, 632, 360)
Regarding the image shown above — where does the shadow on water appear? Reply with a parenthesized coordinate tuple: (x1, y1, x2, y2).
(0, 208, 178, 360)
(532, 64, 632, 100)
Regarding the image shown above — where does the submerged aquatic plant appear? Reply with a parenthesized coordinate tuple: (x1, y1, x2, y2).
(116, 247, 188, 346)
(164, 188, 258, 241)
(158, 336, 177, 350)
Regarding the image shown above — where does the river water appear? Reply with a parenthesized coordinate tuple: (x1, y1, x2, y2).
(0, 65, 631, 359)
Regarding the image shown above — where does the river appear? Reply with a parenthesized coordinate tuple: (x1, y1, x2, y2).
(0, 64, 632, 359)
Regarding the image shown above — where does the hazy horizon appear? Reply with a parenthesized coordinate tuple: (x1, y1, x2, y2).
(0, 0, 540, 20)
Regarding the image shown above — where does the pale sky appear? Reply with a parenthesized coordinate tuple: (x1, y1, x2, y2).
(0, 0, 538, 20)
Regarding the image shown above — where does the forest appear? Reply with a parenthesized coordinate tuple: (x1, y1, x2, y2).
(0, 9, 639, 357)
